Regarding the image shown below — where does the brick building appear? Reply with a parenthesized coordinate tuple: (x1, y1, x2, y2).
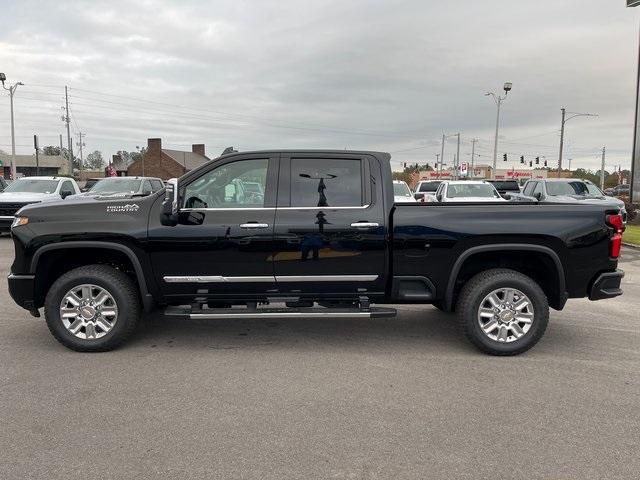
(127, 138, 210, 179)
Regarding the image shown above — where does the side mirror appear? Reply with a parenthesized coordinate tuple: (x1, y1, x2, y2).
(61, 191, 71, 199)
(436, 194, 443, 202)
(534, 192, 542, 201)
(160, 178, 179, 226)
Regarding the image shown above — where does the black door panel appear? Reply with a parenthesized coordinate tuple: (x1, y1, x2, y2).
(148, 154, 279, 301)
(272, 154, 386, 295)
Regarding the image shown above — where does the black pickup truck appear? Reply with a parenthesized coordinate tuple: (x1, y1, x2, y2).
(7, 150, 625, 355)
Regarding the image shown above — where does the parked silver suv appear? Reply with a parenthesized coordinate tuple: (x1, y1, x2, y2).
(520, 178, 627, 221)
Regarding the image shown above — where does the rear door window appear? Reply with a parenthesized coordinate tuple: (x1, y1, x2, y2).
(290, 158, 363, 207)
(533, 182, 544, 197)
(523, 182, 536, 196)
(61, 180, 74, 196)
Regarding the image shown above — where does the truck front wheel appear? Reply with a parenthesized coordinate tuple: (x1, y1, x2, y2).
(456, 268, 549, 355)
(44, 265, 141, 352)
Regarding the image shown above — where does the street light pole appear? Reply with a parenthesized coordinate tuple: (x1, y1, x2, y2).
(1, 74, 24, 179)
(557, 108, 598, 177)
(486, 82, 512, 180)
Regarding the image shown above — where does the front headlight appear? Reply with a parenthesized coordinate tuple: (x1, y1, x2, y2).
(11, 216, 29, 228)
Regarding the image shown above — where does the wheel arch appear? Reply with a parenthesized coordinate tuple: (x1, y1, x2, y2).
(444, 244, 567, 312)
(30, 241, 154, 311)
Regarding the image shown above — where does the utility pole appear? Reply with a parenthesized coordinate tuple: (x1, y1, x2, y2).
(63, 86, 74, 173)
(486, 82, 513, 179)
(435, 153, 440, 178)
(558, 107, 566, 177)
(600, 146, 606, 190)
(1, 74, 24, 179)
(58, 134, 66, 174)
(76, 132, 86, 170)
(470, 138, 477, 179)
(557, 107, 597, 178)
(455, 133, 461, 180)
(33, 135, 39, 176)
(440, 134, 446, 179)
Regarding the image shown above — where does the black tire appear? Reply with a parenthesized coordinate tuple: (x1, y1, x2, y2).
(44, 265, 141, 352)
(456, 268, 549, 356)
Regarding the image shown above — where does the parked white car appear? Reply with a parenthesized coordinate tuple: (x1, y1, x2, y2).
(413, 180, 443, 202)
(393, 180, 417, 203)
(434, 180, 505, 202)
(0, 176, 81, 233)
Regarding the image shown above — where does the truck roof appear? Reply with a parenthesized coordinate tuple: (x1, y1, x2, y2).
(15, 176, 64, 181)
(217, 149, 391, 159)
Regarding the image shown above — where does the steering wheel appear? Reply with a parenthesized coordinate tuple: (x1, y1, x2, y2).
(185, 196, 208, 209)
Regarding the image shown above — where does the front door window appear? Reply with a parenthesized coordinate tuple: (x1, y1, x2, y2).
(183, 159, 268, 209)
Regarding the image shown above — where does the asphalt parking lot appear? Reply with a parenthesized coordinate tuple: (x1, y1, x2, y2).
(0, 236, 638, 479)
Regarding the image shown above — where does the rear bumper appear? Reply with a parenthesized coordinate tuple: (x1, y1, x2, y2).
(589, 270, 624, 301)
(7, 274, 36, 310)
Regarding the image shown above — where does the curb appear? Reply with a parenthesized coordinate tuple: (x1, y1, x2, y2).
(622, 242, 640, 250)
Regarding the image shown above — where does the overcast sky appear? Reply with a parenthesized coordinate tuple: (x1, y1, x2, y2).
(1, 0, 639, 172)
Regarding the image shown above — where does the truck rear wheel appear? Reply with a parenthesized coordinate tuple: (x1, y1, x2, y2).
(456, 268, 549, 355)
(44, 265, 140, 352)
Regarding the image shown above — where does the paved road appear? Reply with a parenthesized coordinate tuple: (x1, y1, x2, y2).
(0, 236, 638, 479)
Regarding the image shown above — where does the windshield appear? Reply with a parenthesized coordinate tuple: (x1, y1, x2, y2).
(4, 179, 59, 194)
(546, 181, 591, 196)
(393, 182, 412, 197)
(447, 184, 500, 198)
(89, 179, 142, 194)
(419, 182, 440, 192)
(584, 183, 603, 196)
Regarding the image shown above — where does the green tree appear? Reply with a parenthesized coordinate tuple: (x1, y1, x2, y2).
(41, 145, 81, 170)
(85, 150, 104, 170)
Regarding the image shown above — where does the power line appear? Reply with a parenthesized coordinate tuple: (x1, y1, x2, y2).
(68, 88, 418, 139)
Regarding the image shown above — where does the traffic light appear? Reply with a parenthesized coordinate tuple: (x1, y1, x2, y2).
(503, 154, 507, 162)
(403, 162, 407, 168)
(520, 156, 524, 164)
(544, 160, 548, 167)
(535, 156, 540, 165)
(529, 160, 533, 167)
(425, 163, 430, 169)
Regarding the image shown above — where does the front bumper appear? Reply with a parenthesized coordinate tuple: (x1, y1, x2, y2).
(589, 270, 624, 301)
(0, 216, 13, 233)
(7, 274, 36, 310)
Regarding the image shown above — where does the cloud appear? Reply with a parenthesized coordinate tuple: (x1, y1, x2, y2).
(0, 0, 637, 171)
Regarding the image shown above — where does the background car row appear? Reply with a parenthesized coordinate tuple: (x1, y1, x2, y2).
(0, 176, 163, 234)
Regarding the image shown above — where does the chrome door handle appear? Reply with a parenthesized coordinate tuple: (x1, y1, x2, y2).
(240, 223, 270, 229)
(350, 222, 379, 229)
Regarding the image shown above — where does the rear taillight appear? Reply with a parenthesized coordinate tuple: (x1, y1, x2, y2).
(606, 213, 625, 259)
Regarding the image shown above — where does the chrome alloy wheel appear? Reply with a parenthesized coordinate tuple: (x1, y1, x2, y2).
(477, 287, 534, 343)
(59, 284, 118, 340)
